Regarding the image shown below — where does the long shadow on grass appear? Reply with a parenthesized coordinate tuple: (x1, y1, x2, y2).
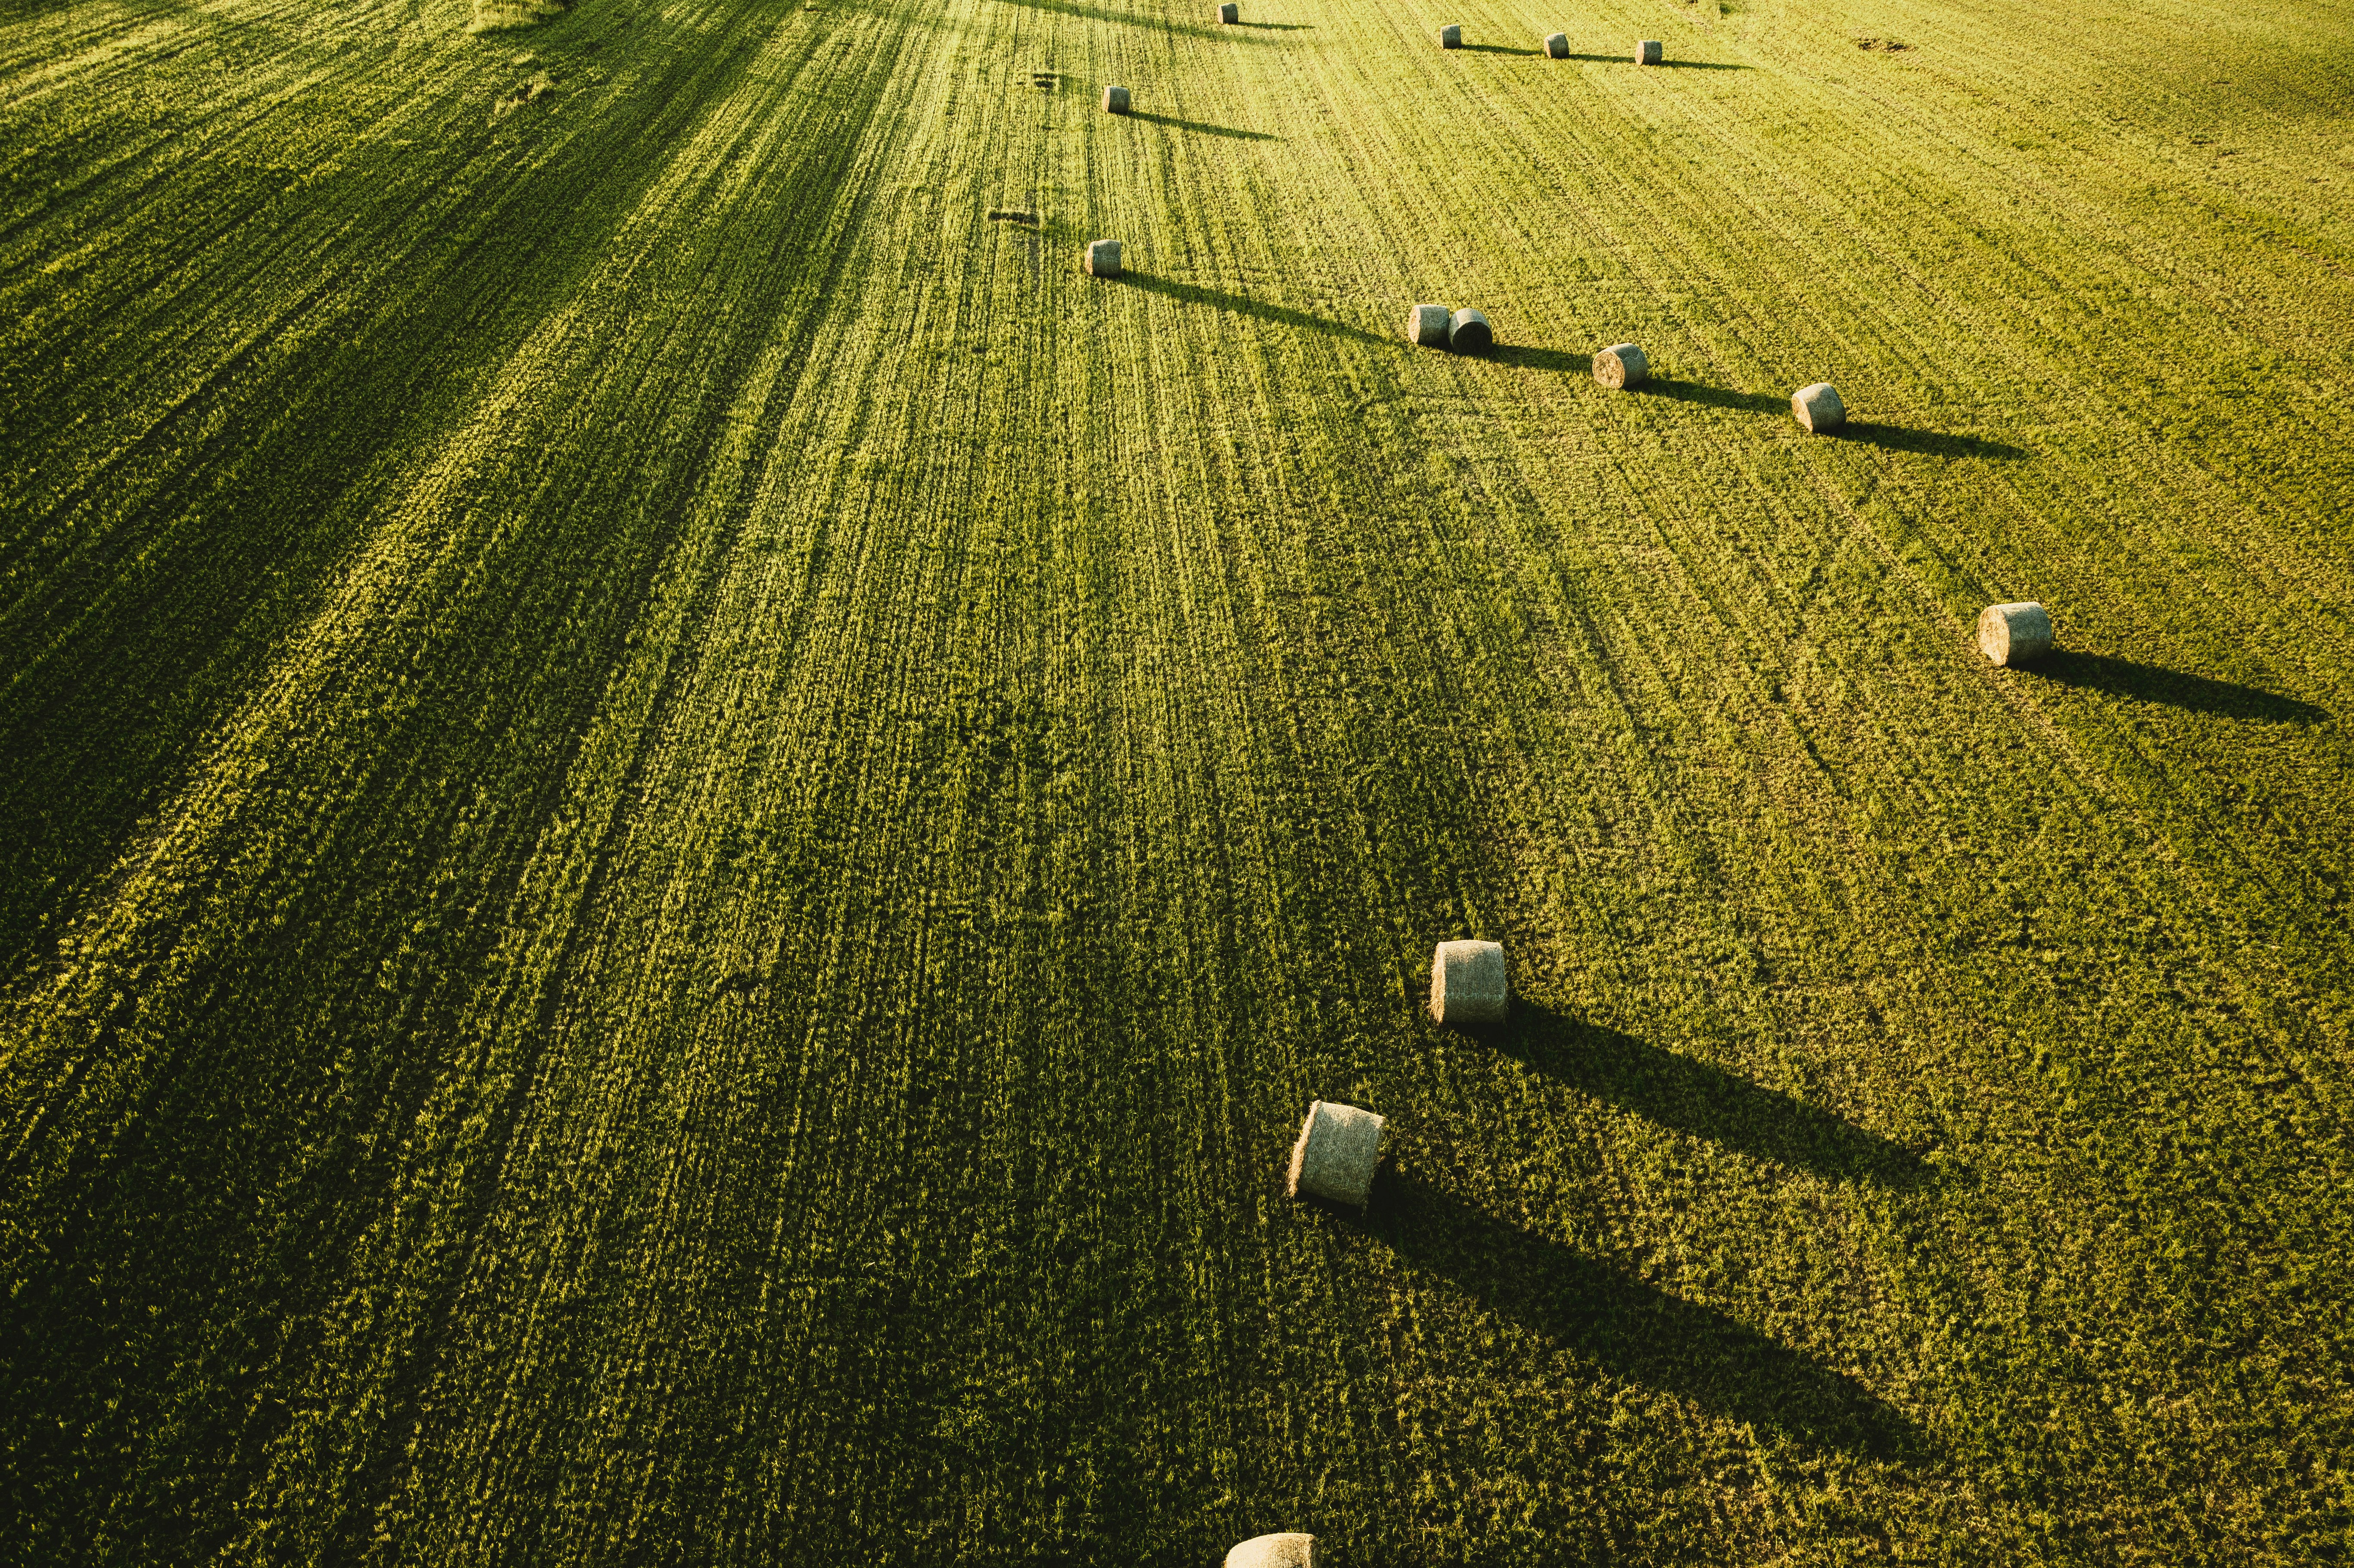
(990, 0, 1286, 41)
(1130, 110, 1279, 140)
(1236, 19, 1314, 27)
(1363, 1171, 1921, 1457)
(1642, 379, 1790, 413)
(2026, 650, 2330, 724)
(1836, 422, 2028, 461)
(1460, 42, 1541, 55)
(1552, 52, 1752, 68)
(1119, 273, 1387, 346)
(1489, 344, 1593, 374)
(1495, 1003, 1937, 1188)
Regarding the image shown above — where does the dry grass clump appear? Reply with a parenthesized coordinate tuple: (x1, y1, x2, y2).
(491, 72, 555, 119)
(469, 0, 567, 36)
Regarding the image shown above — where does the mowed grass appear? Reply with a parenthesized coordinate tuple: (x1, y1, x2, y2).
(3, 0, 2351, 1560)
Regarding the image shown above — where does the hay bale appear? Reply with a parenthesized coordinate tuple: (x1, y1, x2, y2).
(1544, 31, 1569, 58)
(1791, 382, 1844, 433)
(1439, 23, 1461, 47)
(1226, 1534, 1320, 1568)
(1448, 307, 1492, 354)
(1287, 1101, 1384, 1206)
(1976, 601, 2053, 666)
(1085, 239, 1122, 277)
(1637, 38, 1663, 64)
(1102, 84, 1130, 113)
(1406, 303, 1452, 346)
(1218, 0, 1238, 21)
(1594, 342, 1648, 389)
(1431, 939, 1507, 1024)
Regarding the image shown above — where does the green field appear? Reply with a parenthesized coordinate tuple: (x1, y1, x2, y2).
(4, 0, 2352, 1559)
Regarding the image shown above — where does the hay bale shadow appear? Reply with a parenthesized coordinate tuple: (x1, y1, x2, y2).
(2026, 651, 2330, 723)
(1129, 111, 1279, 141)
(1351, 1168, 1927, 1459)
(1498, 1002, 1941, 1189)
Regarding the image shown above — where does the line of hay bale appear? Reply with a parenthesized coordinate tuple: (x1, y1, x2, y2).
(1406, 303, 1451, 345)
(1637, 38, 1663, 64)
(1288, 1101, 1384, 1205)
(1438, 22, 1461, 47)
(1977, 601, 2053, 665)
(1447, 308, 1492, 353)
(1431, 939, 1507, 1024)
(1084, 239, 1122, 277)
(1791, 381, 1843, 432)
(1102, 84, 1130, 113)
(1227, 1534, 1320, 1568)
(1594, 342, 1647, 389)
(1544, 31, 1569, 57)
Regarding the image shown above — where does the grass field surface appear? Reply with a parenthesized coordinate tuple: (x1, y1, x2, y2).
(3, 0, 2351, 1560)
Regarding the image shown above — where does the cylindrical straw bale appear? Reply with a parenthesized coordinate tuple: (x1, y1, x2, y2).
(1225, 1534, 1320, 1568)
(1544, 31, 1569, 57)
(1594, 342, 1648, 389)
(1287, 1102, 1384, 1207)
(1406, 303, 1451, 346)
(1439, 23, 1461, 47)
(1976, 601, 2054, 666)
(1102, 84, 1130, 113)
(1217, 1, 1237, 21)
(1431, 939, 1507, 1024)
(1448, 307, 1492, 353)
(1637, 38, 1663, 63)
(1791, 382, 1844, 433)
(1084, 239, 1122, 277)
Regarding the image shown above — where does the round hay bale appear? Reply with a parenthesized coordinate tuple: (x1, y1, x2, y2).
(1102, 84, 1130, 113)
(1544, 31, 1569, 57)
(1406, 302, 1452, 346)
(1594, 342, 1648, 389)
(1448, 307, 1492, 354)
(1084, 239, 1122, 277)
(1637, 38, 1663, 64)
(1976, 601, 2053, 666)
(1218, 0, 1237, 21)
(1431, 939, 1507, 1024)
(1287, 1102, 1383, 1207)
(1226, 1534, 1320, 1568)
(1791, 382, 1844, 433)
(1439, 23, 1461, 47)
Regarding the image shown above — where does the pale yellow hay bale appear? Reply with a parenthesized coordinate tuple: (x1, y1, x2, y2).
(1637, 38, 1663, 63)
(1218, 1, 1238, 21)
(1406, 303, 1451, 345)
(1102, 84, 1130, 113)
(1976, 601, 2054, 666)
(1544, 32, 1569, 57)
(1226, 1534, 1320, 1568)
(1594, 343, 1648, 389)
(1431, 939, 1507, 1024)
(1447, 307, 1492, 353)
(1085, 239, 1122, 277)
(1439, 23, 1462, 47)
(1791, 382, 1845, 432)
(1287, 1102, 1383, 1206)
